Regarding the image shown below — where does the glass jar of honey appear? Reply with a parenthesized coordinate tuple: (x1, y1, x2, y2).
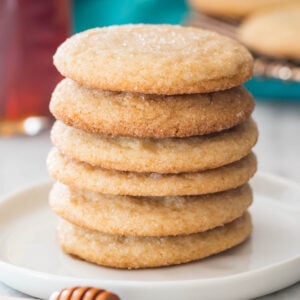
(0, 0, 71, 136)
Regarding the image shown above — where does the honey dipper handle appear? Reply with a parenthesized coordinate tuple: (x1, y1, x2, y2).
(50, 287, 120, 300)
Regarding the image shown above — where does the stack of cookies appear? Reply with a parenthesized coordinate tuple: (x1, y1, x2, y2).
(47, 24, 258, 269)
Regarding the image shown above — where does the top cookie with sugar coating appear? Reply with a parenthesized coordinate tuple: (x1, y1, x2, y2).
(53, 24, 253, 94)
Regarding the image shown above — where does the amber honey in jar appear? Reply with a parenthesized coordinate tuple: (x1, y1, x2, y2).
(0, 0, 71, 136)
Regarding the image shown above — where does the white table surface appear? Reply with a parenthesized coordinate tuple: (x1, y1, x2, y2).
(0, 100, 300, 299)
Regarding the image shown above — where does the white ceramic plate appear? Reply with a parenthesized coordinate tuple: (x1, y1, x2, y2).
(0, 173, 300, 300)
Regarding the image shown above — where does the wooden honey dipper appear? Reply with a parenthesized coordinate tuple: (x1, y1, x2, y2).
(0, 286, 120, 300)
(50, 287, 120, 300)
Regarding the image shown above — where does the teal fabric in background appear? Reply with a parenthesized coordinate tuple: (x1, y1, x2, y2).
(73, 0, 188, 32)
(246, 77, 300, 101)
(73, 0, 300, 100)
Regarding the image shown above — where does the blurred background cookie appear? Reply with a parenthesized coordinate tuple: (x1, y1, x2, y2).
(186, 0, 300, 99)
(188, 0, 299, 19)
(239, 4, 300, 60)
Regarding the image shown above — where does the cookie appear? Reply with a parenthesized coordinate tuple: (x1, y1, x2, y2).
(47, 148, 256, 196)
(58, 212, 251, 269)
(239, 4, 300, 60)
(50, 79, 254, 138)
(53, 25, 253, 94)
(50, 182, 252, 236)
(188, 0, 298, 18)
(51, 119, 258, 174)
